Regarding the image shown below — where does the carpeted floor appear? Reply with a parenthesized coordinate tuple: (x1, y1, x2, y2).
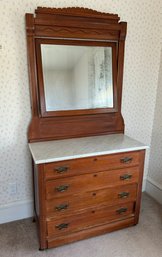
(0, 193, 162, 257)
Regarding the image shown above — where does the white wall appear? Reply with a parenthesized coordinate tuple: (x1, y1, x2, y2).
(44, 69, 74, 111)
(146, 51, 162, 203)
(0, 0, 161, 223)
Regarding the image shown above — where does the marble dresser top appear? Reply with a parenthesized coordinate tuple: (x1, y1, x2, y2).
(29, 134, 148, 164)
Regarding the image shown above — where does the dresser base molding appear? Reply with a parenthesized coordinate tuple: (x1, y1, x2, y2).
(47, 217, 135, 249)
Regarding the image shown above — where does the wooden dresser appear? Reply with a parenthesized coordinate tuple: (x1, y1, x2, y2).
(26, 7, 148, 250)
(29, 134, 147, 249)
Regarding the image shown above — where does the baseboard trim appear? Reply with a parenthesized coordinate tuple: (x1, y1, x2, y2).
(145, 177, 162, 204)
(0, 199, 33, 224)
(142, 178, 147, 192)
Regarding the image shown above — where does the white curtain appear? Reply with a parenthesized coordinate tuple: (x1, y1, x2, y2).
(88, 47, 113, 108)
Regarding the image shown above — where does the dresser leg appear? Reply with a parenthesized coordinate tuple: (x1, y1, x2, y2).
(39, 248, 45, 251)
(39, 239, 47, 251)
(32, 216, 36, 223)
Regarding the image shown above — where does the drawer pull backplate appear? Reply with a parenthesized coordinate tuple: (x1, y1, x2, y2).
(118, 192, 130, 198)
(120, 174, 132, 180)
(55, 223, 69, 230)
(116, 207, 128, 214)
(56, 185, 69, 192)
(55, 166, 69, 173)
(55, 203, 69, 211)
(120, 157, 133, 164)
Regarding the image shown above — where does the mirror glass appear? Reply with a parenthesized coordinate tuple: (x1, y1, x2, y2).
(41, 44, 114, 111)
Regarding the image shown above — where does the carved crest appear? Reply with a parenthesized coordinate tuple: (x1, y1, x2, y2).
(35, 7, 120, 22)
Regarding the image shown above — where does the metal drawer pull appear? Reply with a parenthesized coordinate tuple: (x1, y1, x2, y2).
(56, 185, 69, 192)
(118, 192, 130, 198)
(55, 204, 69, 211)
(120, 157, 133, 164)
(116, 207, 128, 214)
(120, 174, 132, 180)
(55, 223, 69, 230)
(55, 166, 69, 173)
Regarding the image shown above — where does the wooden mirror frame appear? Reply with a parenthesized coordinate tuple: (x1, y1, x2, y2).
(26, 7, 127, 142)
(36, 39, 118, 117)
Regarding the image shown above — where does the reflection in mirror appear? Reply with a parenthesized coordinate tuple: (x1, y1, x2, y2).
(41, 44, 113, 111)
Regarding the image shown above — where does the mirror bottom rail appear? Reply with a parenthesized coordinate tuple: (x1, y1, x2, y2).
(28, 113, 124, 142)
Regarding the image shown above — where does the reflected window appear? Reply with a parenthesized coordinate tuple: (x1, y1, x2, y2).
(41, 44, 113, 111)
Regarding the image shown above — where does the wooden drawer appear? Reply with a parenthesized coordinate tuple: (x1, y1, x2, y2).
(44, 151, 140, 180)
(45, 167, 139, 200)
(47, 202, 135, 237)
(46, 184, 137, 217)
(47, 217, 135, 249)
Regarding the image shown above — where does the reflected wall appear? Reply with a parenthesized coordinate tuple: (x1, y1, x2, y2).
(41, 44, 113, 111)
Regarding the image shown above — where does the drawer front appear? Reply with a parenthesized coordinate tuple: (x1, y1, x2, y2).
(44, 151, 140, 180)
(47, 202, 135, 237)
(45, 167, 139, 200)
(46, 184, 137, 217)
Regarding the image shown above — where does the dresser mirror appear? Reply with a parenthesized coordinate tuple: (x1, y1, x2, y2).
(36, 39, 117, 116)
(26, 7, 127, 141)
(40, 42, 115, 111)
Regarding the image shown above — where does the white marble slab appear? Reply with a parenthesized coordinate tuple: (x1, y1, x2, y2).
(29, 134, 148, 164)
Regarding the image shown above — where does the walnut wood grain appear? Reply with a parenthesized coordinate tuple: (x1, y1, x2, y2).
(45, 184, 137, 218)
(26, 7, 127, 142)
(35, 7, 120, 21)
(33, 150, 145, 250)
(26, 7, 145, 251)
(134, 150, 145, 224)
(35, 39, 118, 118)
(45, 167, 139, 200)
(37, 164, 47, 250)
(47, 202, 135, 237)
(44, 151, 140, 180)
(47, 217, 135, 248)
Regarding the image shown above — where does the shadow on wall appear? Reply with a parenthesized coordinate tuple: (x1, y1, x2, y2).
(147, 48, 162, 203)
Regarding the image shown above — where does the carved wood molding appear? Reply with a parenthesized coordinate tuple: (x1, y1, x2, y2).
(35, 26, 119, 40)
(26, 7, 127, 142)
(35, 7, 120, 21)
(37, 26, 118, 35)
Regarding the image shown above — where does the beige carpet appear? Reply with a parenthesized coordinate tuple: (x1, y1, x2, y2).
(0, 193, 162, 257)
